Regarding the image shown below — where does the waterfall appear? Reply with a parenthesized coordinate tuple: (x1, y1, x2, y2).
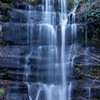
(61, 21, 67, 100)
(88, 87, 91, 100)
(85, 25, 88, 47)
(85, 24, 92, 100)
(68, 82, 72, 100)
(23, 0, 78, 100)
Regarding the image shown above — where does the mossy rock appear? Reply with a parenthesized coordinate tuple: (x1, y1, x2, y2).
(78, 79, 86, 82)
(2, 3, 13, 8)
(0, 88, 5, 99)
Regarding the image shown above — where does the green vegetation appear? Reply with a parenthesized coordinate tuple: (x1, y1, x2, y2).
(91, 97, 100, 100)
(74, 0, 85, 5)
(0, 8, 10, 22)
(22, 0, 42, 5)
(0, 88, 5, 95)
(76, 64, 85, 74)
(0, 88, 5, 99)
(1, 41, 7, 46)
(97, 65, 100, 70)
(2, 3, 13, 8)
(75, 64, 100, 83)
(2, 15, 9, 21)
(90, 66, 100, 77)
(76, 0, 100, 49)
(67, 0, 74, 12)
(78, 79, 86, 82)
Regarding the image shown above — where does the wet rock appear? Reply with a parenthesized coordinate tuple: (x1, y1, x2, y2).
(37, 90, 47, 100)
(26, 83, 40, 100)
(8, 9, 60, 25)
(3, 23, 27, 45)
(8, 9, 28, 23)
(14, 2, 46, 11)
(1, 7, 8, 16)
(6, 82, 29, 100)
(14, 2, 34, 10)
(0, 24, 3, 43)
(0, 24, 2, 33)
(2, 22, 84, 45)
(8, 9, 45, 23)
(71, 80, 100, 100)
(0, 1, 2, 7)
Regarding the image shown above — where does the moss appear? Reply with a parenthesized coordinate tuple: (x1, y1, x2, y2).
(67, 0, 74, 12)
(91, 97, 99, 100)
(88, 35, 100, 49)
(58, 25, 61, 28)
(78, 79, 86, 82)
(75, 88, 84, 99)
(80, 27, 85, 44)
(1, 41, 8, 46)
(78, 59, 82, 61)
(76, 67, 81, 73)
(1, 0, 42, 5)
(2, 3, 13, 8)
(56, 6, 61, 10)
(88, 67, 100, 78)
(81, 27, 85, 34)
(0, 88, 6, 99)
(76, 0, 100, 50)
(76, 64, 85, 74)
(25, 0, 42, 5)
(74, 0, 85, 6)
(0, 12, 10, 22)
(2, 15, 9, 21)
(97, 65, 100, 70)
(0, 80, 8, 100)
(0, 89, 5, 95)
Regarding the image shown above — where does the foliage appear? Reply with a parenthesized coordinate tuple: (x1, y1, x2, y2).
(2, 15, 9, 21)
(0, 10, 9, 22)
(97, 65, 100, 70)
(76, 64, 85, 74)
(74, 0, 85, 6)
(76, 0, 100, 49)
(0, 88, 5, 99)
(67, 0, 74, 12)
(23, 0, 41, 5)
(74, 0, 89, 5)
(90, 67, 100, 77)
(78, 79, 85, 82)
(1, 0, 42, 5)
(2, 3, 13, 8)
(0, 88, 5, 95)
(1, 41, 7, 46)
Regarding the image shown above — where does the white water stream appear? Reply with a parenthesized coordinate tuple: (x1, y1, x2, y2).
(24, 0, 78, 100)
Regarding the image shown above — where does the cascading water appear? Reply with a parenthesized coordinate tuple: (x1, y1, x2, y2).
(85, 24, 92, 100)
(24, 0, 78, 100)
(88, 87, 91, 100)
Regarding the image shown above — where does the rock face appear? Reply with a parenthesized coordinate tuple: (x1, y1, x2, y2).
(75, 0, 100, 50)
(0, 1, 100, 100)
(6, 82, 29, 100)
(0, 24, 3, 43)
(2, 22, 83, 45)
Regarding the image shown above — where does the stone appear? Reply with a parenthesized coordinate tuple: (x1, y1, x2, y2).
(2, 22, 84, 45)
(0, 1, 2, 7)
(14, 2, 34, 10)
(3, 23, 27, 45)
(8, 9, 60, 25)
(6, 82, 29, 100)
(0, 24, 2, 33)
